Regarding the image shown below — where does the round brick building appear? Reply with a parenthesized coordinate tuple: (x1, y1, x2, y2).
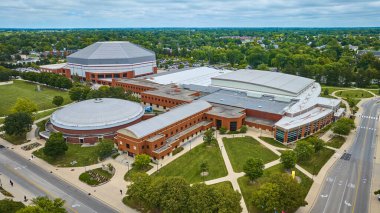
(41, 98, 144, 144)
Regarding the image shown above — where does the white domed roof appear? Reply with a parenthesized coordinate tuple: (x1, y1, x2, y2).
(51, 98, 144, 131)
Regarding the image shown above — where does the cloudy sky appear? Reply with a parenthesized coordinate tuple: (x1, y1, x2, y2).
(0, 0, 379, 28)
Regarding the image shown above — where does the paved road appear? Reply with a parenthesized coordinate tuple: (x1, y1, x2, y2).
(311, 98, 380, 213)
(0, 148, 118, 213)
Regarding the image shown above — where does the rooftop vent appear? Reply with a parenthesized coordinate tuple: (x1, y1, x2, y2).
(94, 98, 103, 103)
(258, 105, 262, 108)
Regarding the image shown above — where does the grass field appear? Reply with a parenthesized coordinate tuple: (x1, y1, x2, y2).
(297, 147, 335, 175)
(238, 164, 313, 213)
(124, 165, 153, 181)
(34, 108, 59, 121)
(326, 135, 346, 149)
(210, 181, 234, 190)
(259, 136, 290, 149)
(0, 80, 71, 116)
(223, 136, 279, 172)
(0, 134, 27, 145)
(33, 143, 99, 167)
(153, 143, 227, 183)
(335, 90, 374, 99)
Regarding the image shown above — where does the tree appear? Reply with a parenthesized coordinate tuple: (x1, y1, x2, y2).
(0, 199, 25, 213)
(294, 141, 313, 162)
(200, 162, 208, 173)
(213, 183, 242, 213)
(126, 172, 152, 207)
(16, 196, 66, 213)
(69, 85, 90, 101)
(323, 88, 329, 96)
(374, 189, 380, 195)
(188, 184, 218, 213)
(333, 118, 355, 136)
(240, 125, 248, 133)
(252, 173, 306, 212)
(147, 177, 190, 212)
(219, 127, 227, 134)
(243, 158, 264, 183)
(203, 129, 215, 145)
(280, 150, 297, 169)
(11, 98, 38, 115)
(308, 137, 325, 153)
(257, 63, 269, 70)
(3, 112, 33, 136)
(96, 139, 114, 160)
(133, 154, 151, 170)
(52, 96, 64, 107)
(43, 132, 68, 158)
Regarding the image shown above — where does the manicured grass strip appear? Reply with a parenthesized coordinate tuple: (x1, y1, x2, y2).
(336, 89, 374, 99)
(0, 80, 71, 116)
(36, 119, 49, 132)
(259, 136, 290, 149)
(223, 136, 279, 173)
(327, 135, 346, 149)
(124, 165, 153, 181)
(238, 164, 313, 213)
(34, 108, 59, 121)
(210, 181, 234, 190)
(297, 147, 335, 175)
(154, 143, 227, 183)
(33, 143, 99, 167)
(0, 134, 27, 145)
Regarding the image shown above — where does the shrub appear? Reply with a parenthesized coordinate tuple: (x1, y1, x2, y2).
(219, 127, 227, 134)
(172, 147, 184, 155)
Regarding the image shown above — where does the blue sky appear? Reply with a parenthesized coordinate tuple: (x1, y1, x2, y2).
(0, 0, 379, 28)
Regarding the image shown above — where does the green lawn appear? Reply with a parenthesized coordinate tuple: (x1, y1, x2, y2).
(33, 143, 99, 167)
(320, 86, 348, 96)
(210, 181, 234, 190)
(0, 80, 71, 116)
(297, 147, 335, 175)
(259, 136, 290, 149)
(0, 134, 27, 145)
(153, 143, 228, 183)
(327, 135, 346, 149)
(336, 90, 374, 99)
(34, 108, 59, 121)
(238, 164, 313, 213)
(124, 165, 153, 181)
(223, 136, 279, 172)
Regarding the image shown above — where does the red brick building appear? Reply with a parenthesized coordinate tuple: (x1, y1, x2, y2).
(116, 100, 213, 159)
(39, 63, 71, 79)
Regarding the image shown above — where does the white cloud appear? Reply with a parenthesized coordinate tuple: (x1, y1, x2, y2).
(0, 0, 379, 27)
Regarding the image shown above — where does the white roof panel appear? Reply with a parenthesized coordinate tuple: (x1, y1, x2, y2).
(148, 67, 231, 86)
(212, 69, 315, 95)
(118, 100, 212, 138)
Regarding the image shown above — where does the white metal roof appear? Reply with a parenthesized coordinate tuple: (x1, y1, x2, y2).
(212, 69, 315, 95)
(40, 63, 67, 70)
(51, 98, 144, 131)
(147, 67, 231, 86)
(275, 107, 333, 130)
(118, 100, 212, 139)
(67, 41, 155, 65)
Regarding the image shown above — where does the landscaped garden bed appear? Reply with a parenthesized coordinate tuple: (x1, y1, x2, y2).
(21, 142, 41, 151)
(79, 164, 115, 186)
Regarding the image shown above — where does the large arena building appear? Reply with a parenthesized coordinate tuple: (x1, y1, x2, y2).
(40, 98, 145, 144)
(40, 41, 157, 83)
(115, 68, 343, 158)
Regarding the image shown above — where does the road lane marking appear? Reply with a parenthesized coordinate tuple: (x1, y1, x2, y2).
(322, 176, 337, 213)
(321, 194, 328, 198)
(337, 179, 349, 213)
(351, 100, 378, 213)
